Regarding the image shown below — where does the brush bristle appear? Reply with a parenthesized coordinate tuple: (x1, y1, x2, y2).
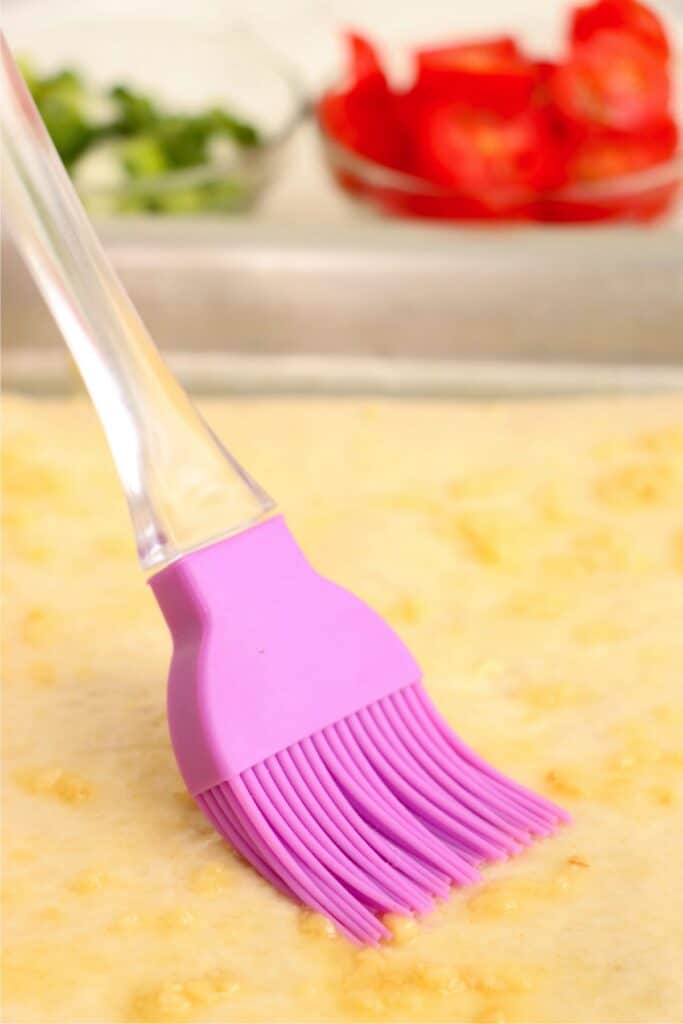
(196, 682, 568, 944)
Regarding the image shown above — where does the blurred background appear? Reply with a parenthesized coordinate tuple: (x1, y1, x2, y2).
(3, 0, 683, 395)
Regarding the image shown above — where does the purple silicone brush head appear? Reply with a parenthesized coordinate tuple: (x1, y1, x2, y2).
(151, 516, 568, 945)
(2, 32, 568, 948)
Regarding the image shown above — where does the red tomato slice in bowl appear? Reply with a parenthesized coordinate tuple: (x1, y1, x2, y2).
(414, 35, 538, 115)
(318, 90, 405, 169)
(411, 101, 568, 201)
(568, 117, 678, 181)
(318, 30, 405, 169)
(570, 0, 670, 60)
(417, 34, 520, 63)
(345, 30, 389, 90)
(536, 118, 679, 221)
(533, 60, 559, 103)
(552, 29, 671, 132)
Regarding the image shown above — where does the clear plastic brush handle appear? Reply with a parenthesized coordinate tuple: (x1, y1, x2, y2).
(0, 34, 275, 570)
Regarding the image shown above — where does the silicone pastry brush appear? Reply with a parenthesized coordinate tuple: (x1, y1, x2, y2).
(1, 35, 568, 944)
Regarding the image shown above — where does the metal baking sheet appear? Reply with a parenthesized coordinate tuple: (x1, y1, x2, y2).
(5, 350, 683, 398)
(3, 221, 683, 396)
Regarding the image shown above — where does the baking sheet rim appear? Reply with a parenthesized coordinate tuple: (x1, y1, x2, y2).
(3, 349, 683, 397)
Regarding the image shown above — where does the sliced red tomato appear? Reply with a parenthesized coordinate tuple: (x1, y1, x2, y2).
(552, 29, 670, 132)
(535, 117, 678, 222)
(319, 23, 679, 224)
(570, 0, 670, 59)
(344, 30, 388, 91)
(415, 34, 520, 73)
(536, 118, 679, 223)
(411, 101, 568, 198)
(567, 117, 678, 181)
(318, 31, 405, 169)
(414, 35, 538, 115)
(532, 60, 559, 104)
(318, 89, 404, 168)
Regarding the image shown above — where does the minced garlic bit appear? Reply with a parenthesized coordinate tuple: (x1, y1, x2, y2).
(189, 862, 232, 895)
(14, 767, 93, 805)
(596, 460, 680, 509)
(67, 869, 110, 895)
(131, 969, 240, 1023)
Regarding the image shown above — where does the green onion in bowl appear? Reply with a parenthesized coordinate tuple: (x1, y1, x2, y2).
(19, 58, 301, 216)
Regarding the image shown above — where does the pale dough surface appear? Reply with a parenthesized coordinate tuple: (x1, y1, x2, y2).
(2, 394, 683, 1024)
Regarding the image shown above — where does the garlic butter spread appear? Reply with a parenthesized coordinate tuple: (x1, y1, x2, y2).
(3, 395, 682, 1023)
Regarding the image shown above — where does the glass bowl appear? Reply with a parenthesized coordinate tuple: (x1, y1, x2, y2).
(79, 109, 301, 218)
(315, 17, 683, 226)
(5, 5, 306, 216)
(317, 126, 683, 223)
